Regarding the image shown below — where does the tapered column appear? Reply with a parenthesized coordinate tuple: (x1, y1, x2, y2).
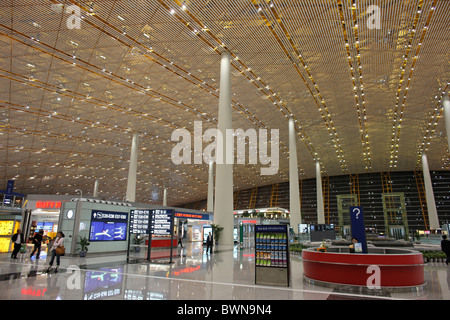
(126, 133, 139, 202)
(163, 188, 167, 206)
(93, 179, 99, 198)
(214, 51, 234, 246)
(316, 161, 325, 224)
(207, 160, 214, 212)
(422, 153, 440, 230)
(444, 96, 450, 153)
(288, 117, 302, 233)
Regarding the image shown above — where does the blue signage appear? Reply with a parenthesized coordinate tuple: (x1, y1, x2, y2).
(3, 180, 14, 205)
(130, 209, 150, 234)
(150, 209, 173, 236)
(350, 206, 367, 253)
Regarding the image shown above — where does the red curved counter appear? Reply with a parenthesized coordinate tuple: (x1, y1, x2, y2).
(302, 247, 424, 288)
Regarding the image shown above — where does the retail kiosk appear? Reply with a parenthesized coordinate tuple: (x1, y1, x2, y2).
(57, 199, 212, 257)
(22, 195, 73, 242)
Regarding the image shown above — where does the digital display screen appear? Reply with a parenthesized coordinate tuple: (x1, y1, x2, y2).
(36, 222, 53, 232)
(89, 210, 128, 241)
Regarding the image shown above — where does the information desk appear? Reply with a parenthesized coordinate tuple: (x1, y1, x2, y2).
(302, 247, 424, 288)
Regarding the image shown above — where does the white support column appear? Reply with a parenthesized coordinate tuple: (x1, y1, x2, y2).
(443, 96, 450, 153)
(214, 51, 234, 246)
(93, 179, 99, 198)
(422, 153, 440, 230)
(207, 160, 214, 212)
(163, 188, 167, 206)
(288, 117, 302, 233)
(126, 133, 139, 202)
(316, 161, 325, 224)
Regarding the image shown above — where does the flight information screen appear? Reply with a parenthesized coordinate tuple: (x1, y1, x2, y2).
(89, 210, 128, 241)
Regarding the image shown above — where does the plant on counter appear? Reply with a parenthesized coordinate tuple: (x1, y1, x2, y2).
(317, 239, 327, 252)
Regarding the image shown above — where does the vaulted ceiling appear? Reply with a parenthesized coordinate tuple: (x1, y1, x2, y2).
(0, 0, 449, 206)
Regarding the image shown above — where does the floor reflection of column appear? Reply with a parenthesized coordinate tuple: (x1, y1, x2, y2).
(210, 244, 234, 299)
(438, 270, 450, 299)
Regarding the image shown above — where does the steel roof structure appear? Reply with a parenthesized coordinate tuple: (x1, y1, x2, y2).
(0, 0, 449, 206)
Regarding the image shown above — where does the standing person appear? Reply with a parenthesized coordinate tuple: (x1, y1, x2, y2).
(30, 229, 44, 260)
(206, 232, 213, 254)
(46, 231, 65, 272)
(441, 235, 450, 265)
(11, 229, 24, 259)
(176, 231, 183, 248)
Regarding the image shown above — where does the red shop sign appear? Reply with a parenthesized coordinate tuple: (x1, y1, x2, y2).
(35, 201, 62, 209)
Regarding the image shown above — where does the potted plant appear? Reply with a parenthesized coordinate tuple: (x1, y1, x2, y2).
(133, 235, 145, 252)
(211, 224, 224, 246)
(77, 235, 90, 257)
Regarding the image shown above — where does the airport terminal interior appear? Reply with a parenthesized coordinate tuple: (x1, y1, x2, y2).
(0, 0, 450, 302)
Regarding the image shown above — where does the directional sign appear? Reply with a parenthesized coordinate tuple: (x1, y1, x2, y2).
(130, 209, 150, 234)
(150, 209, 173, 235)
(3, 180, 14, 205)
(350, 206, 367, 253)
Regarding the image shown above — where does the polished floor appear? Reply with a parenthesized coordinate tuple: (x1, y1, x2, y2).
(0, 241, 449, 300)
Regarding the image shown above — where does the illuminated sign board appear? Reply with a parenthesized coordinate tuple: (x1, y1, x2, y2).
(174, 212, 210, 220)
(0, 221, 15, 236)
(35, 201, 62, 209)
(241, 220, 258, 224)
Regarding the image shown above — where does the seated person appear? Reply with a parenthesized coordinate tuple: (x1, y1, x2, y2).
(349, 237, 358, 253)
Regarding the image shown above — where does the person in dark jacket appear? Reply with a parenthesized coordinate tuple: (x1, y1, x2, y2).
(206, 232, 213, 254)
(30, 229, 44, 260)
(441, 235, 450, 265)
(11, 229, 24, 259)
